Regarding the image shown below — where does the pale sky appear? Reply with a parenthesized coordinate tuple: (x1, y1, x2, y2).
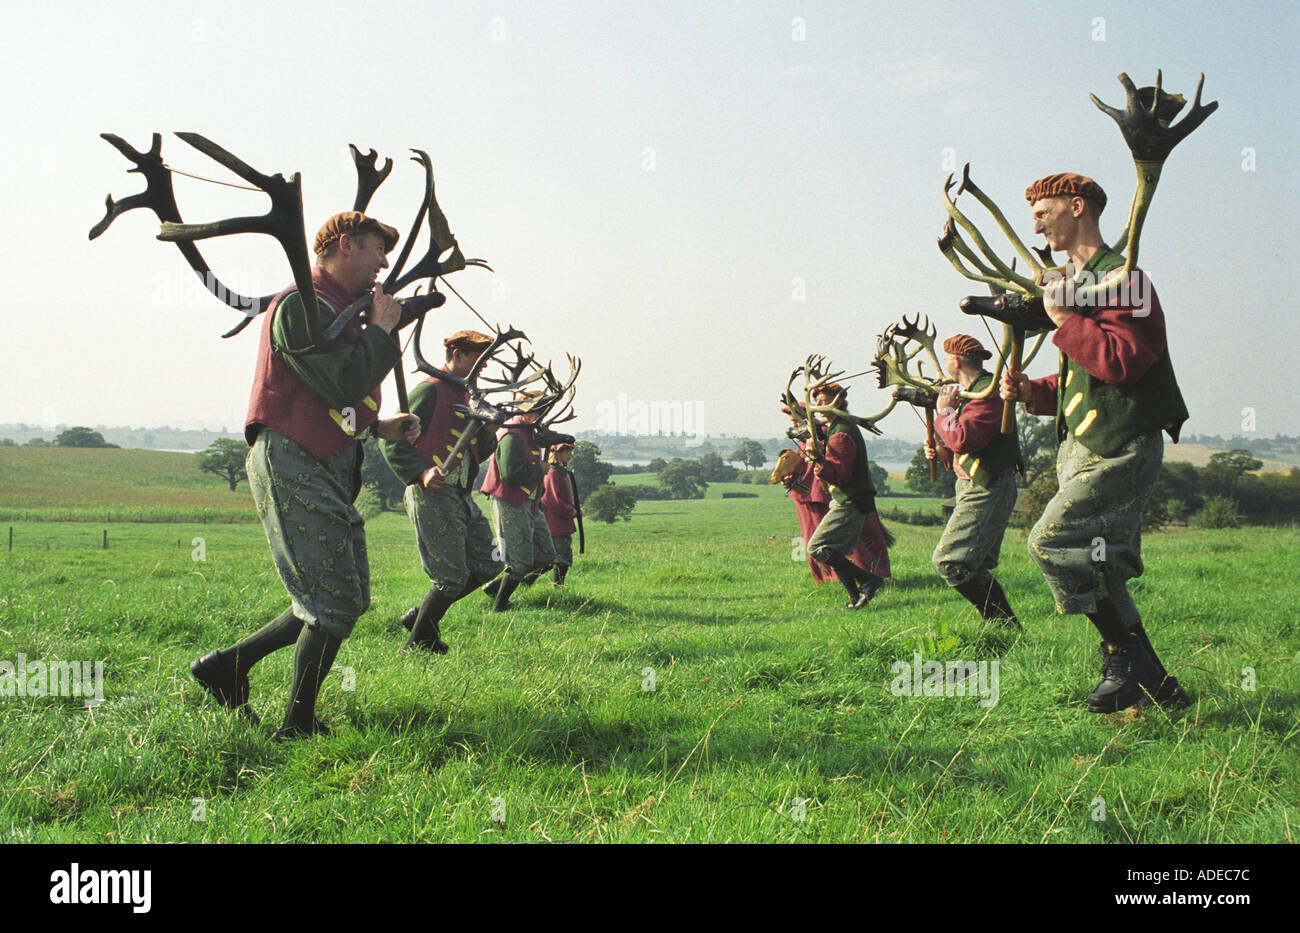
(3, 0, 1295, 442)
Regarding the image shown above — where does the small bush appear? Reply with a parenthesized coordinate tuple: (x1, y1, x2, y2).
(1195, 496, 1240, 529)
(721, 492, 757, 499)
(354, 487, 384, 521)
(878, 506, 946, 527)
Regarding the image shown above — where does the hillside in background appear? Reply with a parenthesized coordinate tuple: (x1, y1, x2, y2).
(0, 447, 254, 522)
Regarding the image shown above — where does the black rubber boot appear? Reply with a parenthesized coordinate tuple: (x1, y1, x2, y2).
(275, 625, 342, 741)
(190, 651, 260, 725)
(493, 576, 522, 612)
(521, 567, 547, 586)
(399, 606, 419, 632)
(483, 577, 503, 598)
(191, 607, 302, 725)
(553, 564, 568, 587)
(820, 553, 861, 608)
(852, 572, 885, 609)
(954, 575, 1022, 629)
(403, 587, 452, 654)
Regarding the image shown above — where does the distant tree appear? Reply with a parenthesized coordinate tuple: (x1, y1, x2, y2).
(1016, 415, 1057, 484)
(0, 438, 14, 446)
(905, 447, 957, 497)
(869, 461, 890, 496)
(55, 426, 115, 448)
(647, 457, 669, 473)
(658, 459, 708, 499)
(698, 452, 738, 482)
(586, 484, 637, 522)
(196, 438, 249, 491)
(571, 441, 614, 493)
(360, 436, 406, 510)
(729, 440, 766, 469)
(1013, 470, 1059, 529)
(25, 437, 50, 447)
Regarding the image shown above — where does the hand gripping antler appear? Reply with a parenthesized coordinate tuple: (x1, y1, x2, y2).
(89, 133, 278, 329)
(219, 140, 400, 342)
(408, 324, 536, 471)
(323, 149, 493, 342)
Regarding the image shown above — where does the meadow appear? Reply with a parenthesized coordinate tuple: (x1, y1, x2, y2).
(2, 471, 1296, 843)
(0, 447, 253, 523)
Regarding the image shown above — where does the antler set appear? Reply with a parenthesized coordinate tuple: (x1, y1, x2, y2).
(411, 322, 582, 469)
(781, 352, 900, 461)
(939, 71, 1217, 310)
(90, 133, 491, 356)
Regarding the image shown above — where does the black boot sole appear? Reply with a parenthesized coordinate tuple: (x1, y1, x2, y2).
(272, 717, 332, 742)
(850, 574, 885, 610)
(1088, 676, 1191, 713)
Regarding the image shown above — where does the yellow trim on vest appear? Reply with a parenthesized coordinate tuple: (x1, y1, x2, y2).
(1065, 392, 1084, 416)
(1075, 409, 1099, 435)
(362, 396, 378, 411)
(450, 428, 462, 438)
(1065, 368, 1074, 388)
(968, 457, 981, 476)
(328, 409, 356, 435)
(453, 410, 466, 420)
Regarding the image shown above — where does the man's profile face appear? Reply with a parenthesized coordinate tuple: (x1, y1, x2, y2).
(448, 345, 477, 378)
(338, 232, 390, 294)
(943, 351, 961, 381)
(1031, 196, 1082, 254)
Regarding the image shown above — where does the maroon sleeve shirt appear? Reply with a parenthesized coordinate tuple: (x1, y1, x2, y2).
(935, 389, 1005, 481)
(1027, 268, 1168, 413)
(816, 429, 856, 488)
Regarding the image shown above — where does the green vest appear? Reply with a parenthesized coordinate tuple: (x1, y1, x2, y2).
(952, 372, 1023, 488)
(824, 419, 876, 512)
(1055, 246, 1189, 458)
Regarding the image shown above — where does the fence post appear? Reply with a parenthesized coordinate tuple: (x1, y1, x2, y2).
(102, 529, 108, 550)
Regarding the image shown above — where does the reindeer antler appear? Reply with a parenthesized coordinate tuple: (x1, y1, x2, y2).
(90, 133, 277, 334)
(1078, 71, 1218, 301)
(153, 132, 321, 352)
(939, 72, 1217, 309)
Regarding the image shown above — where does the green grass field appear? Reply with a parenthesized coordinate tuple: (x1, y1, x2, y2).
(2, 487, 1296, 843)
(0, 447, 254, 523)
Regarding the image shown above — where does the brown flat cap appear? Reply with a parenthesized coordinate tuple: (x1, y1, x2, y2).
(313, 211, 400, 255)
(1025, 173, 1107, 212)
(444, 329, 494, 351)
(943, 334, 992, 361)
(815, 382, 846, 399)
(550, 442, 574, 452)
